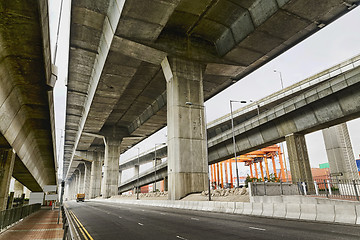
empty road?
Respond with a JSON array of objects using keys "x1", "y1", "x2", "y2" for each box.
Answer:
[{"x1": 65, "y1": 201, "x2": 360, "y2": 240}]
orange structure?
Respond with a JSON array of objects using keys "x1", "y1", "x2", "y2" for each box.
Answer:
[{"x1": 209, "y1": 145, "x2": 286, "y2": 188}]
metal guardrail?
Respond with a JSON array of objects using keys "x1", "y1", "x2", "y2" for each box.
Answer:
[
  {"x1": 250, "y1": 178, "x2": 360, "y2": 201},
  {"x1": 62, "y1": 206, "x2": 81, "y2": 240},
  {"x1": 0, "y1": 203, "x2": 41, "y2": 232}
]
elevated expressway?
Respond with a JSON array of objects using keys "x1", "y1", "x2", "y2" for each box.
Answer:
[
  {"x1": 64, "y1": 0, "x2": 360, "y2": 199},
  {"x1": 0, "y1": 0, "x2": 57, "y2": 209},
  {"x1": 118, "y1": 55, "x2": 360, "y2": 193}
]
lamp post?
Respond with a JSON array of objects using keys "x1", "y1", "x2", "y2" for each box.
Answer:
[
  {"x1": 136, "y1": 147, "x2": 140, "y2": 200},
  {"x1": 230, "y1": 100, "x2": 247, "y2": 188},
  {"x1": 185, "y1": 102, "x2": 211, "y2": 201},
  {"x1": 154, "y1": 143, "x2": 166, "y2": 192},
  {"x1": 273, "y1": 70, "x2": 284, "y2": 89}
]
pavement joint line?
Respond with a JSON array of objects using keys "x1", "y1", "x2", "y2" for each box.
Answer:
[
  {"x1": 191, "y1": 218, "x2": 199, "y2": 221},
  {"x1": 70, "y1": 210, "x2": 94, "y2": 240},
  {"x1": 176, "y1": 235, "x2": 188, "y2": 240},
  {"x1": 138, "y1": 223, "x2": 144, "y2": 226},
  {"x1": 249, "y1": 227, "x2": 266, "y2": 231},
  {"x1": 7, "y1": 228, "x2": 63, "y2": 232}
]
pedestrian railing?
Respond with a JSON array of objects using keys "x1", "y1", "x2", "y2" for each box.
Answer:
[
  {"x1": 250, "y1": 178, "x2": 360, "y2": 201},
  {"x1": 0, "y1": 203, "x2": 41, "y2": 232}
]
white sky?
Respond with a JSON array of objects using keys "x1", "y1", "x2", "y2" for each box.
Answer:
[{"x1": 49, "y1": 1, "x2": 360, "y2": 181}]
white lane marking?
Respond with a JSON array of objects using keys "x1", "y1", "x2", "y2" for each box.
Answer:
[
  {"x1": 249, "y1": 227, "x2": 266, "y2": 231},
  {"x1": 190, "y1": 218, "x2": 199, "y2": 221},
  {"x1": 106, "y1": 212, "x2": 111, "y2": 214},
  {"x1": 142, "y1": 210, "x2": 145, "y2": 212},
  {"x1": 176, "y1": 236, "x2": 188, "y2": 240},
  {"x1": 118, "y1": 216, "x2": 122, "y2": 218},
  {"x1": 138, "y1": 223, "x2": 144, "y2": 226},
  {"x1": 160, "y1": 213, "x2": 166, "y2": 215}
]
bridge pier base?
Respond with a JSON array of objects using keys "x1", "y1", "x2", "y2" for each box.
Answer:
[
  {"x1": 285, "y1": 133, "x2": 314, "y2": 191},
  {"x1": 102, "y1": 138, "x2": 121, "y2": 198},
  {"x1": 162, "y1": 57, "x2": 208, "y2": 200},
  {"x1": 0, "y1": 148, "x2": 15, "y2": 211}
]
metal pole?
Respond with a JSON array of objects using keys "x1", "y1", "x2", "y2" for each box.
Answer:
[
  {"x1": 137, "y1": 148, "x2": 140, "y2": 200},
  {"x1": 154, "y1": 145, "x2": 157, "y2": 192},
  {"x1": 230, "y1": 101, "x2": 240, "y2": 188}
]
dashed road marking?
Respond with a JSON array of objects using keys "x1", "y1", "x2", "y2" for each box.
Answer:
[
  {"x1": 176, "y1": 235, "x2": 188, "y2": 240},
  {"x1": 190, "y1": 218, "x2": 199, "y2": 221},
  {"x1": 249, "y1": 227, "x2": 266, "y2": 231},
  {"x1": 160, "y1": 213, "x2": 166, "y2": 215},
  {"x1": 138, "y1": 223, "x2": 144, "y2": 226},
  {"x1": 118, "y1": 216, "x2": 122, "y2": 218}
]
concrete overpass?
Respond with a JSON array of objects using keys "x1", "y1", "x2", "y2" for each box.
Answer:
[
  {"x1": 0, "y1": 0, "x2": 57, "y2": 210},
  {"x1": 64, "y1": 0, "x2": 360, "y2": 200},
  {"x1": 116, "y1": 54, "x2": 360, "y2": 193}
]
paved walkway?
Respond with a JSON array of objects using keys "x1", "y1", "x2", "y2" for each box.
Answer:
[{"x1": 0, "y1": 207, "x2": 64, "y2": 240}]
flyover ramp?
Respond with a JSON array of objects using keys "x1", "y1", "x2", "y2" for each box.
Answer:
[{"x1": 0, "y1": 0, "x2": 57, "y2": 193}]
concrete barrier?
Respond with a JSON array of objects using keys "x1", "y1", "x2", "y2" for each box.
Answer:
[
  {"x1": 356, "y1": 205, "x2": 360, "y2": 225},
  {"x1": 243, "y1": 203, "x2": 253, "y2": 215},
  {"x1": 261, "y1": 203, "x2": 274, "y2": 217},
  {"x1": 234, "y1": 202, "x2": 244, "y2": 214},
  {"x1": 316, "y1": 204, "x2": 335, "y2": 222},
  {"x1": 334, "y1": 204, "x2": 357, "y2": 224},
  {"x1": 286, "y1": 203, "x2": 300, "y2": 219},
  {"x1": 213, "y1": 202, "x2": 222, "y2": 212},
  {"x1": 273, "y1": 203, "x2": 286, "y2": 218},
  {"x1": 299, "y1": 204, "x2": 316, "y2": 221},
  {"x1": 201, "y1": 202, "x2": 210, "y2": 211},
  {"x1": 252, "y1": 202, "x2": 263, "y2": 216}
]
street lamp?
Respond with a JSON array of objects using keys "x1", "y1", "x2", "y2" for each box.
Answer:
[
  {"x1": 136, "y1": 147, "x2": 140, "y2": 200},
  {"x1": 230, "y1": 100, "x2": 248, "y2": 188},
  {"x1": 273, "y1": 70, "x2": 284, "y2": 89},
  {"x1": 154, "y1": 143, "x2": 166, "y2": 192},
  {"x1": 185, "y1": 101, "x2": 211, "y2": 201}
]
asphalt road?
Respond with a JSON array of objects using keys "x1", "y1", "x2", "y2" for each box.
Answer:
[{"x1": 65, "y1": 201, "x2": 360, "y2": 240}]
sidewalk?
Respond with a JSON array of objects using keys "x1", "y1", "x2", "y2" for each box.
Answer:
[{"x1": 0, "y1": 207, "x2": 64, "y2": 240}]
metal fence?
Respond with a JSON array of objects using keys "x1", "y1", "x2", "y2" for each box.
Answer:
[
  {"x1": 0, "y1": 203, "x2": 41, "y2": 231},
  {"x1": 250, "y1": 178, "x2": 360, "y2": 201}
]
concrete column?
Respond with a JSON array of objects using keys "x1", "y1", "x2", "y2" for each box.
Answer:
[
  {"x1": 90, "y1": 152, "x2": 103, "y2": 199},
  {"x1": 74, "y1": 170, "x2": 79, "y2": 195},
  {"x1": 78, "y1": 164, "x2": 85, "y2": 193},
  {"x1": 161, "y1": 57, "x2": 208, "y2": 200},
  {"x1": 84, "y1": 162, "x2": 91, "y2": 199},
  {"x1": 24, "y1": 187, "x2": 30, "y2": 199},
  {"x1": 322, "y1": 123, "x2": 359, "y2": 180},
  {"x1": 0, "y1": 148, "x2": 16, "y2": 211},
  {"x1": 7, "y1": 192, "x2": 14, "y2": 209},
  {"x1": 102, "y1": 137, "x2": 121, "y2": 198},
  {"x1": 14, "y1": 180, "x2": 24, "y2": 198},
  {"x1": 285, "y1": 133, "x2": 314, "y2": 186}
]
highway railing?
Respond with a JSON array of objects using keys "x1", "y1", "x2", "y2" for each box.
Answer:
[
  {"x1": 62, "y1": 206, "x2": 81, "y2": 240},
  {"x1": 250, "y1": 178, "x2": 360, "y2": 201},
  {"x1": 0, "y1": 203, "x2": 41, "y2": 232}
]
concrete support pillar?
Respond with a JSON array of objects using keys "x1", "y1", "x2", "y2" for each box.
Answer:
[
  {"x1": 0, "y1": 148, "x2": 15, "y2": 211},
  {"x1": 322, "y1": 123, "x2": 359, "y2": 180},
  {"x1": 24, "y1": 187, "x2": 30, "y2": 199},
  {"x1": 161, "y1": 57, "x2": 208, "y2": 200},
  {"x1": 90, "y1": 152, "x2": 103, "y2": 199},
  {"x1": 84, "y1": 162, "x2": 91, "y2": 199},
  {"x1": 7, "y1": 192, "x2": 14, "y2": 209},
  {"x1": 78, "y1": 164, "x2": 85, "y2": 193},
  {"x1": 14, "y1": 180, "x2": 24, "y2": 198},
  {"x1": 285, "y1": 134, "x2": 314, "y2": 186},
  {"x1": 74, "y1": 170, "x2": 80, "y2": 195},
  {"x1": 102, "y1": 137, "x2": 121, "y2": 198}
]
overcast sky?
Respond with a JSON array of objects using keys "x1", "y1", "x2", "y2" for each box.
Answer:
[{"x1": 49, "y1": 2, "x2": 360, "y2": 181}]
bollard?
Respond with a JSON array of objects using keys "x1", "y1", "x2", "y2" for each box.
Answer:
[
  {"x1": 324, "y1": 180, "x2": 328, "y2": 198},
  {"x1": 314, "y1": 181, "x2": 319, "y2": 195},
  {"x1": 353, "y1": 180, "x2": 359, "y2": 201},
  {"x1": 327, "y1": 180, "x2": 332, "y2": 196},
  {"x1": 302, "y1": 182, "x2": 307, "y2": 195}
]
